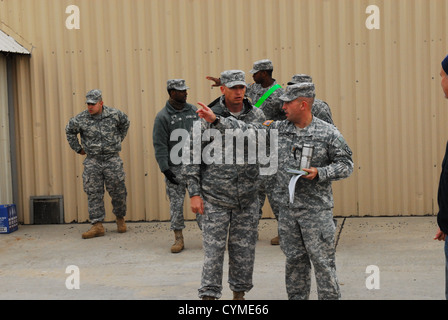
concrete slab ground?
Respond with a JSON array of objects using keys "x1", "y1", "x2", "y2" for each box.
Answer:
[{"x1": 0, "y1": 216, "x2": 445, "y2": 300}]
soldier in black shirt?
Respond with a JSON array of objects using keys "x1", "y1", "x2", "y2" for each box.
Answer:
[{"x1": 434, "y1": 55, "x2": 448, "y2": 300}]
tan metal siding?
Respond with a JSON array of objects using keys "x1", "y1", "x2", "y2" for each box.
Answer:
[{"x1": 1, "y1": 0, "x2": 448, "y2": 223}]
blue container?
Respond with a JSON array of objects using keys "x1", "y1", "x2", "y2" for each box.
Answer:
[{"x1": 0, "y1": 204, "x2": 18, "y2": 234}]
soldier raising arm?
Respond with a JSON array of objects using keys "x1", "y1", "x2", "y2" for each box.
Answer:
[
  {"x1": 184, "y1": 70, "x2": 265, "y2": 301},
  {"x1": 197, "y1": 82, "x2": 353, "y2": 300}
]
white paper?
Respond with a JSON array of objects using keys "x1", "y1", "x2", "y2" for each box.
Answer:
[{"x1": 286, "y1": 168, "x2": 307, "y2": 204}]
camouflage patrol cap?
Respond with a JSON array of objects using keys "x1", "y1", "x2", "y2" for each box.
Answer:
[
  {"x1": 288, "y1": 74, "x2": 313, "y2": 85},
  {"x1": 86, "y1": 89, "x2": 102, "y2": 104},
  {"x1": 220, "y1": 70, "x2": 247, "y2": 88},
  {"x1": 279, "y1": 83, "x2": 315, "y2": 102},
  {"x1": 249, "y1": 59, "x2": 274, "y2": 74},
  {"x1": 167, "y1": 79, "x2": 189, "y2": 91}
]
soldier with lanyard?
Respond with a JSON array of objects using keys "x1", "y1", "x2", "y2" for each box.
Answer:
[
  {"x1": 247, "y1": 59, "x2": 285, "y2": 121},
  {"x1": 248, "y1": 60, "x2": 285, "y2": 246},
  {"x1": 196, "y1": 82, "x2": 354, "y2": 300}
]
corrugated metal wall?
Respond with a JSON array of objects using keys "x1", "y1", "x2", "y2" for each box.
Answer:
[
  {"x1": 1, "y1": 0, "x2": 448, "y2": 223},
  {"x1": 0, "y1": 53, "x2": 13, "y2": 204}
]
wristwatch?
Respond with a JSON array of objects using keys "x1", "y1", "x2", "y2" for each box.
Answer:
[{"x1": 212, "y1": 116, "x2": 221, "y2": 126}]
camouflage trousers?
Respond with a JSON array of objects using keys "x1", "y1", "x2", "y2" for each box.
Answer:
[
  {"x1": 278, "y1": 207, "x2": 340, "y2": 300},
  {"x1": 82, "y1": 155, "x2": 127, "y2": 224},
  {"x1": 165, "y1": 166, "x2": 201, "y2": 231},
  {"x1": 198, "y1": 199, "x2": 259, "y2": 299},
  {"x1": 258, "y1": 174, "x2": 281, "y2": 220}
]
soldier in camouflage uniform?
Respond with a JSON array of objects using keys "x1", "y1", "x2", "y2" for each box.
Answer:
[
  {"x1": 248, "y1": 59, "x2": 285, "y2": 246},
  {"x1": 247, "y1": 59, "x2": 285, "y2": 121},
  {"x1": 65, "y1": 89, "x2": 130, "y2": 239},
  {"x1": 196, "y1": 82, "x2": 354, "y2": 300},
  {"x1": 206, "y1": 59, "x2": 285, "y2": 120},
  {"x1": 264, "y1": 73, "x2": 336, "y2": 246},
  {"x1": 184, "y1": 70, "x2": 265, "y2": 300},
  {"x1": 288, "y1": 74, "x2": 334, "y2": 125},
  {"x1": 153, "y1": 79, "x2": 200, "y2": 253},
  {"x1": 207, "y1": 59, "x2": 285, "y2": 246}
]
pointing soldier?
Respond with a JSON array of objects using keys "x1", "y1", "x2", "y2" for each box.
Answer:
[
  {"x1": 65, "y1": 89, "x2": 130, "y2": 239},
  {"x1": 153, "y1": 79, "x2": 200, "y2": 253},
  {"x1": 184, "y1": 70, "x2": 265, "y2": 300},
  {"x1": 196, "y1": 82, "x2": 354, "y2": 300},
  {"x1": 207, "y1": 59, "x2": 285, "y2": 246},
  {"x1": 207, "y1": 59, "x2": 284, "y2": 120}
]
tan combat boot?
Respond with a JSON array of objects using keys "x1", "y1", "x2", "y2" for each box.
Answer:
[
  {"x1": 116, "y1": 217, "x2": 127, "y2": 233},
  {"x1": 270, "y1": 235, "x2": 280, "y2": 246},
  {"x1": 233, "y1": 291, "x2": 245, "y2": 300},
  {"x1": 171, "y1": 230, "x2": 184, "y2": 253},
  {"x1": 82, "y1": 222, "x2": 105, "y2": 239}
]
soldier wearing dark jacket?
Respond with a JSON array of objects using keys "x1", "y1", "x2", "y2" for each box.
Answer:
[
  {"x1": 153, "y1": 79, "x2": 199, "y2": 253},
  {"x1": 66, "y1": 89, "x2": 130, "y2": 239},
  {"x1": 434, "y1": 54, "x2": 448, "y2": 300}
]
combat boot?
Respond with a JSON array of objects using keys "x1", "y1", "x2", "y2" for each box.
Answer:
[
  {"x1": 116, "y1": 217, "x2": 127, "y2": 233},
  {"x1": 82, "y1": 222, "x2": 105, "y2": 239},
  {"x1": 233, "y1": 291, "x2": 245, "y2": 300},
  {"x1": 201, "y1": 296, "x2": 216, "y2": 300},
  {"x1": 270, "y1": 235, "x2": 280, "y2": 245},
  {"x1": 171, "y1": 230, "x2": 184, "y2": 253}
]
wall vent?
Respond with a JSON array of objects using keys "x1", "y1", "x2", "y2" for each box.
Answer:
[{"x1": 30, "y1": 195, "x2": 64, "y2": 224}]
